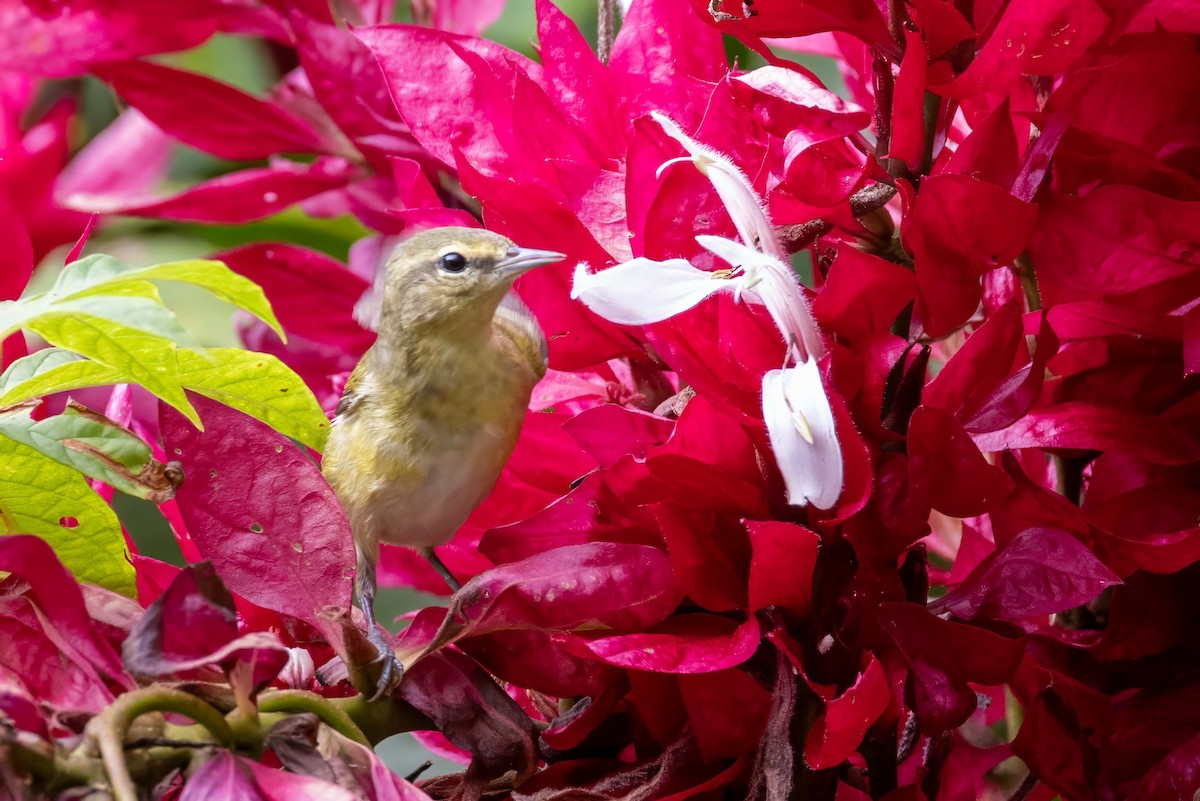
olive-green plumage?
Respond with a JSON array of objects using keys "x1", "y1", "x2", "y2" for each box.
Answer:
[{"x1": 321, "y1": 226, "x2": 562, "y2": 697}]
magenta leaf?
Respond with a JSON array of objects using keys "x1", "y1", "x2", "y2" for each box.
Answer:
[
  {"x1": 290, "y1": 15, "x2": 419, "y2": 160},
  {"x1": 216, "y1": 243, "x2": 371, "y2": 349},
  {"x1": 181, "y1": 749, "x2": 361, "y2": 801},
  {"x1": 429, "y1": 0, "x2": 506, "y2": 35},
  {"x1": 535, "y1": 0, "x2": 625, "y2": 158},
  {"x1": 888, "y1": 30, "x2": 927, "y2": 173},
  {"x1": 922, "y1": 301, "x2": 1026, "y2": 417},
  {"x1": 658, "y1": 506, "x2": 748, "y2": 613},
  {"x1": 477, "y1": 473, "x2": 654, "y2": 565},
  {"x1": 732, "y1": 64, "x2": 870, "y2": 144},
  {"x1": 561, "y1": 404, "x2": 674, "y2": 469},
  {"x1": 95, "y1": 60, "x2": 335, "y2": 160},
  {"x1": 688, "y1": 0, "x2": 891, "y2": 47},
  {"x1": 423, "y1": 542, "x2": 683, "y2": 656},
  {"x1": 944, "y1": 99, "x2": 1021, "y2": 189},
  {"x1": 803, "y1": 655, "x2": 890, "y2": 770},
  {"x1": 935, "y1": 528, "x2": 1121, "y2": 622},
  {"x1": 811, "y1": 243, "x2": 916, "y2": 343},
  {"x1": 357, "y1": 24, "x2": 542, "y2": 171},
  {"x1": 401, "y1": 648, "x2": 539, "y2": 784},
  {"x1": 73, "y1": 159, "x2": 358, "y2": 223},
  {"x1": 1010, "y1": 687, "x2": 1097, "y2": 801},
  {"x1": 906, "y1": 174, "x2": 1037, "y2": 337},
  {"x1": 907, "y1": 405, "x2": 1013, "y2": 518},
  {"x1": 0, "y1": 675, "x2": 47, "y2": 737},
  {"x1": 0, "y1": 596, "x2": 114, "y2": 718},
  {"x1": 0, "y1": 184, "x2": 34, "y2": 303},
  {"x1": 160, "y1": 395, "x2": 355, "y2": 630},
  {"x1": 1031, "y1": 185, "x2": 1200, "y2": 309},
  {"x1": 935, "y1": 0, "x2": 1109, "y2": 98},
  {"x1": 0, "y1": 535, "x2": 130, "y2": 690},
  {"x1": 908, "y1": 0, "x2": 976, "y2": 58},
  {"x1": 972, "y1": 402, "x2": 1200, "y2": 465},
  {"x1": 958, "y1": 313, "x2": 1058, "y2": 434},
  {"x1": 879, "y1": 602, "x2": 1025, "y2": 733},
  {"x1": 461, "y1": 628, "x2": 621, "y2": 699},
  {"x1": 679, "y1": 668, "x2": 773, "y2": 761},
  {"x1": 747, "y1": 520, "x2": 818, "y2": 615},
  {"x1": 177, "y1": 751, "x2": 265, "y2": 801},
  {"x1": 578, "y1": 614, "x2": 760, "y2": 673},
  {"x1": 609, "y1": 0, "x2": 726, "y2": 123},
  {"x1": 0, "y1": 3, "x2": 220, "y2": 77},
  {"x1": 123, "y1": 563, "x2": 288, "y2": 694}
]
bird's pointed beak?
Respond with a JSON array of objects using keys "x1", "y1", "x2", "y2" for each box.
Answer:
[{"x1": 496, "y1": 247, "x2": 566, "y2": 279}]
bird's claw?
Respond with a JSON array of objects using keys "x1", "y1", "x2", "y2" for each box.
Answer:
[{"x1": 365, "y1": 625, "x2": 403, "y2": 702}]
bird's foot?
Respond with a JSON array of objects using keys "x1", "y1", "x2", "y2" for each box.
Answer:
[{"x1": 365, "y1": 624, "x2": 403, "y2": 701}]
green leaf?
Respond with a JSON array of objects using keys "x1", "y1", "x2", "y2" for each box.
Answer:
[
  {"x1": 0, "y1": 435, "x2": 135, "y2": 596},
  {"x1": 50, "y1": 255, "x2": 283, "y2": 339},
  {"x1": 135, "y1": 260, "x2": 284, "y2": 340},
  {"x1": 0, "y1": 349, "x2": 123, "y2": 406},
  {"x1": 177, "y1": 348, "x2": 331, "y2": 452},
  {"x1": 0, "y1": 403, "x2": 178, "y2": 502},
  {"x1": 3, "y1": 292, "x2": 201, "y2": 351},
  {"x1": 5, "y1": 255, "x2": 283, "y2": 344},
  {"x1": 26, "y1": 312, "x2": 200, "y2": 426}
]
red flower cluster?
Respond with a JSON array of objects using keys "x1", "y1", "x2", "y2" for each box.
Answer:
[{"x1": 2, "y1": 0, "x2": 1199, "y2": 799}]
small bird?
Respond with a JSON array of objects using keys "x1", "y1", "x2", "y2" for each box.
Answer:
[{"x1": 322, "y1": 227, "x2": 563, "y2": 698}]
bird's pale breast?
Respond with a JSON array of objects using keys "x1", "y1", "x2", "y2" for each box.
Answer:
[{"x1": 323, "y1": 313, "x2": 543, "y2": 550}]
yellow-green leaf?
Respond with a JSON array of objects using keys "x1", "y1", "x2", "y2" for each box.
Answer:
[
  {"x1": 0, "y1": 403, "x2": 177, "y2": 502},
  {"x1": 26, "y1": 312, "x2": 199, "y2": 427},
  {"x1": 136, "y1": 260, "x2": 284, "y2": 340},
  {"x1": 178, "y1": 348, "x2": 330, "y2": 451},
  {"x1": 28, "y1": 254, "x2": 282, "y2": 340},
  {"x1": 0, "y1": 349, "x2": 124, "y2": 406},
  {"x1": 0, "y1": 435, "x2": 135, "y2": 596}
]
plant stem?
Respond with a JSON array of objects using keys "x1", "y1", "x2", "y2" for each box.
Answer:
[
  {"x1": 258, "y1": 690, "x2": 371, "y2": 746},
  {"x1": 1014, "y1": 253, "x2": 1042, "y2": 312},
  {"x1": 327, "y1": 692, "x2": 434, "y2": 745},
  {"x1": 84, "y1": 687, "x2": 233, "y2": 801}
]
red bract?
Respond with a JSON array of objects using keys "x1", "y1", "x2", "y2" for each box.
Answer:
[
  {"x1": 934, "y1": 527, "x2": 1121, "y2": 622},
  {"x1": 159, "y1": 395, "x2": 354, "y2": 634},
  {"x1": 0, "y1": 1, "x2": 222, "y2": 76},
  {"x1": 81, "y1": 158, "x2": 361, "y2": 223},
  {"x1": 96, "y1": 60, "x2": 340, "y2": 161},
  {"x1": 122, "y1": 563, "x2": 289, "y2": 695}
]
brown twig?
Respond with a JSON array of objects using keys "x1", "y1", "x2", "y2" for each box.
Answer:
[{"x1": 598, "y1": 0, "x2": 616, "y2": 64}]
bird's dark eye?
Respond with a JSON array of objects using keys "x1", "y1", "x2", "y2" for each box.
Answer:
[{"x1": 438, "y1": 252, "x2": 468, "y2": 273}]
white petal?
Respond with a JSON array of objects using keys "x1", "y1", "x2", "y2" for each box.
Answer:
[
  {"x1": 695, "y1": 234, "x2": 768, "y2": 272},
  {"x1": 572, "y1": 259, "x2": 732, "y2": 325},
  {"x1": 697, "y1": 235, "x2": 825, "y2": 361},
  {"x1": 758, "y1": 265, "x2": 826, "y2": 362},
  {"x1": 762, "y1": 362, "x2": 843, "y2": 509},
  {"x1": 650, "y1": 112, "x2": 781, "y2": 257}
]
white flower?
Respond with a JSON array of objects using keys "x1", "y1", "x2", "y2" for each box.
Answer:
[
  {"x1": 694, "y1": 235, "x2": 824, "y2": 363},
  {"x1": 572, "y1": 113, "x2": 845, "y2": 509},
  {"x1": 762, "y1": 361, "x2": 842, "y2": 508},
  {"x1": 650, "y1": 111, "x2": 780, "y2": 259},
  {"x1": 279, "y1": 647, "x2": 315, "y2": 689}
]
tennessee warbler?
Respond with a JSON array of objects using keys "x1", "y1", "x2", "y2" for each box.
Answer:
[{"x1": 322, "y1": 227, "x2": 563, "y2": 698}]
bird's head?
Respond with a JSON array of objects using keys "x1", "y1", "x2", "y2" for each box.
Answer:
[{"x1": 375, "y1": 227, "x2": 564, "y2": 339}]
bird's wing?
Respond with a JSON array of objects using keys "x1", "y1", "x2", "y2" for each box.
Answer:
[
  {"x1": 334, "y1": 360, "x2": 367, "y2": 421},
  {"x1": 495, "y1": 292, "x2": 548, "y2": 376}
]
